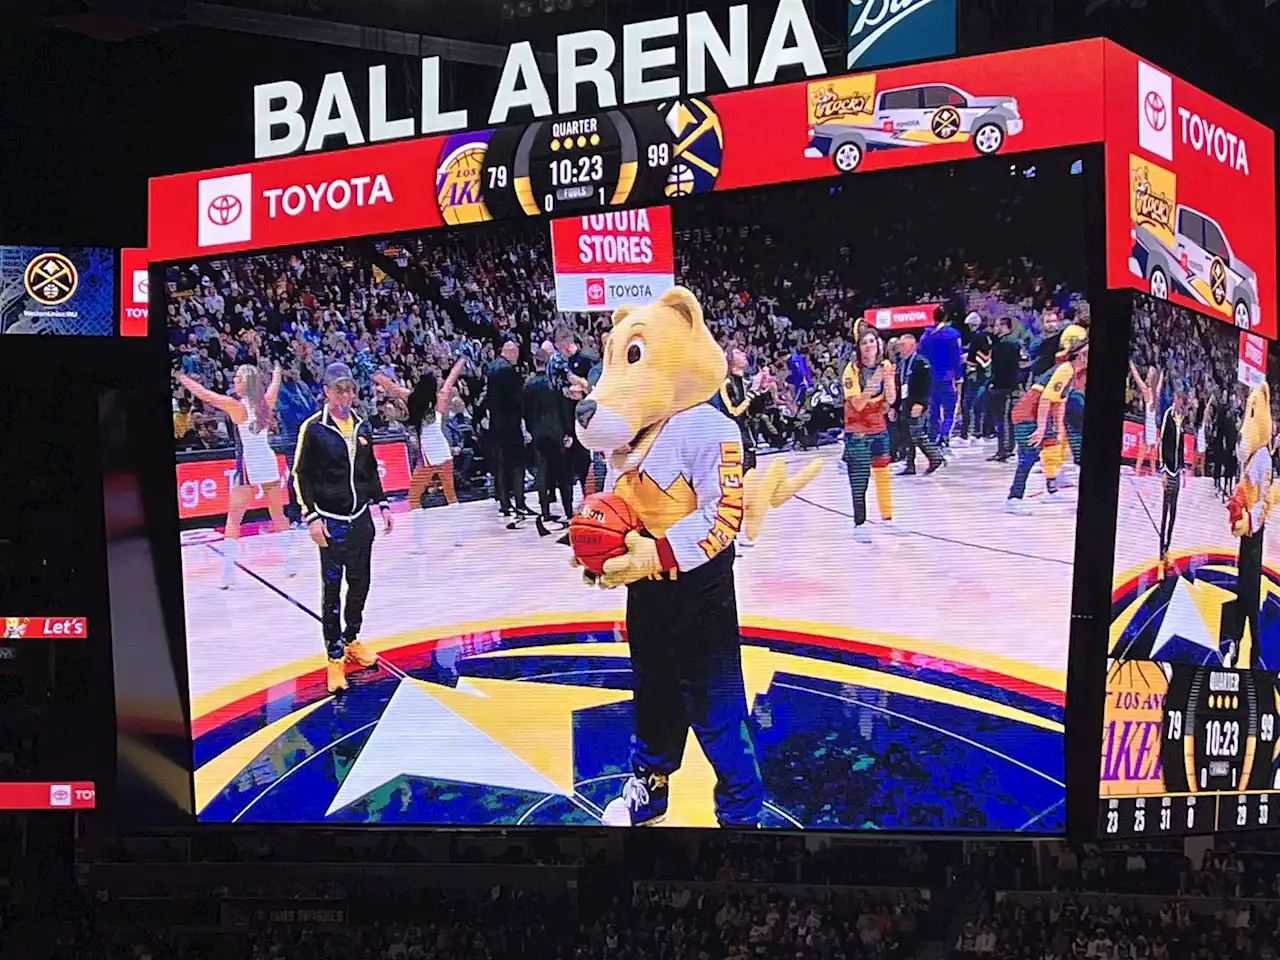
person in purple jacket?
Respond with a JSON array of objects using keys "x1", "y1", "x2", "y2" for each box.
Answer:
[{"x1": 918, "y1": 306, "x2": 962, "y2": 447}]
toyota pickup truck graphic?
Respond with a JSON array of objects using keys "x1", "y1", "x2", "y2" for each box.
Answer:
[
  {"x1": 1130, "y1": 201, "x2": 1260, "y2": 330},
  {"x1": 804, "y1": 82, "x2": 1024, "y2": 173}
]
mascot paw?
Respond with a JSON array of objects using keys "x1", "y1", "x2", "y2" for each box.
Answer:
[
  {"x1": 742, "y1": 458, "x2": 824, "y2": 541},
  {"x1": 599, "y1": 530, "x2": 665, "y2": 589},
  {"x1": 1232, "y1": 518, "x2": 1251, "y2": 538}
]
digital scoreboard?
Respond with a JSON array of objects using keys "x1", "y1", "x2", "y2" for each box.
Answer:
[{"x1": 1100, "y1": 662, "x2": 1280, "y2": 837}]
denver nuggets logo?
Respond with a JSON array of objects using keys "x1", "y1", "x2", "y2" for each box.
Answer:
[
  {"x1": 3, "y1": 618, "x2": 28, "y2": 638},
  {"x1": 1209, "y1": 258, "x2": 1229, "y2": 306},
  {"x1": 24, "y1": 253, "x2": 78, "y2": 306},
  {"x1": 436, "y1": 132, "x2": 493, "y2": 225},
  {"x1": 1110, "y1": 552, "x2": 1280, "y2": 669},
  {"x1": 658, "y1": 99, "x2": 723, "y2": 198},
  {"x1": 191, "y1": 622, "x2": 1066, "y2": 830},
  {"x1": 930, "y1": 107, "x2": 962, "y2": 140}
]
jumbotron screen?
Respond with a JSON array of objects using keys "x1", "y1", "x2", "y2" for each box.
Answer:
[
  {"x1": 166, "y1": 148, "x2": 1093, "y2": 828},
  {"x1": 1101, "y1": 293, "x2": 1280, "y2": 837}
]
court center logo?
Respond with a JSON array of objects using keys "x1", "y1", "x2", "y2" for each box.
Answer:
[
  {"x1": 197, "y1": 173, "x2": 254, "y2": 247},
  {"x1": 23, "y1": 253, "x2": 78, "y2": 306}
]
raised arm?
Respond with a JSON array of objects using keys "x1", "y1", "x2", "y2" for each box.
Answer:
[
  {"x1": 175, "y1": 372, "x2": 246, "y2": 422},
  {"x1": 264, "y1": 363, "x2": 283, "y2": 408},
  {"x1": 373, "y1": 371, "x2": 412, "y2": 401},
  {"x1": 436, "y1": 358, "x2": 466, "y2": 415}
]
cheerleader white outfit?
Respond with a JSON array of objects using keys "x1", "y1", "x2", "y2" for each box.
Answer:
[
  {"x1": 1144, "y1": 402, "x2": 1157, "y2": 447},
  {"x1": 418, "y1": 411, "x2": 452, "y2": 468},
  {"x1": 234, "y1": 400, "x2": 280, "y2": 486}
]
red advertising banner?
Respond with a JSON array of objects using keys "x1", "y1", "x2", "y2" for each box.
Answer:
[
  {"x1": 148, "y1": 138, "x2": 446, "y2": 260},
  {"x1": 0, "y1": 781, "x2": 96, "y2": 810},
  {"x1": 146, "y1": 40, "x2": 1272, "y2": 341},
  {"x1": 1239, "y1": 330, "x2": 1268, "y2": 387},
  {"x1": 176, "y1": 442, "x2": 412, "y2": 521},
  {"x1": 1, "y1": 617, "x2": 88, "y2": 639},
  {"x1": 1104, "y1": 44, "x2": 1277, "y2": 338},
  {"x1": 863, "y1": 303, "x2": 943, "y2": 331},
  {"x1": 119, "y1": 247, "x2": 149, "y2": 337},
  {"x1": 550, "y1": 207, "x2": 675, "y2": 312}
]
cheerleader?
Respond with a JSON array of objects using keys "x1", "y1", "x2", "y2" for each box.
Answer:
[
  {"x1": 842, "y1": 322, "x2": 898, "y2": 543},
  {"x1": 176, "y1": 363, "x2": 292, "y2": 588},
  {"x1": 375, "y1": 357, "x2": 466, "y2": 552},
  {"x1": 1129, "y1": 361, "x2": 1162, "y2": 477}
]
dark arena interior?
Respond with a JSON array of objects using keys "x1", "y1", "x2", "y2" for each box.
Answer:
[{"x1": 3, "y1": 0, "x2": 1280, "y2": 958}]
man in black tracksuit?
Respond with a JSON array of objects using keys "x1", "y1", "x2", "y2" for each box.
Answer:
[
  {"x1": 1158, "y1": 390, "x2": 1186, "y2": 565},
  {"x1": 896, "y1": 333, "x2": 944, "y2": 475},
  {"x1": 987, "y1": 317, "x2": 1023, "y2": 462},
  {"x1": 292, "y1": 362, "x2": 392, "y2": 694},
  {"x1": 524, "y1": 346, "x2": 576, "y2": 523},
  {"x1": 485, "y1": 340, "x2": 529, "y2": 517}
]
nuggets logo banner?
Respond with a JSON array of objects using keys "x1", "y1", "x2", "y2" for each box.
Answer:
[{"x1": 1, "y1": 246, "x2": 115, "y2": 336}]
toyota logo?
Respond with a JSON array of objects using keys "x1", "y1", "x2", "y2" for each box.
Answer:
[
  {"x1": 1144, "y1": 91, "x2": 1167, "y2": 132},
  {"x1": 207, "y1": 194, "x2": 243, "y2": 226}
]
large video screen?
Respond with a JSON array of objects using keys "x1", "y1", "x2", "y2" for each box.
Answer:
[
  {"x1": 0, "y1": 245, "x2": 115, "y2": 336},
  {"x1": 1102, "y1": 294, "x2": 1280, "y2": 837},
  {"x1": 167, "y1": 150, "x2": 1093, "y2": 828}
]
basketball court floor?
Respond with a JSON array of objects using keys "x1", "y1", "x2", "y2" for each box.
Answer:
[
  {"x1": 181, "y1": 438, "x2": 1077, "y2": 828},
  {"x1": 1111, "y1": 468, "x2": 1280, "y2": 667}
]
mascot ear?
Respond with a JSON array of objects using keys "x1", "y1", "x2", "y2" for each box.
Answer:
[
  {"x1": 611, "y1": 305, "x2": 633, "y2": 327},
  {"x1": 658, "y1": 287, "x2": 703, "y2": 329}
]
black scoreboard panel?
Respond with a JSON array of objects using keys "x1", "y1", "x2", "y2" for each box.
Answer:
[
  {"x1": 1099, "y1": 662, "x2": 1280, "y2": 837},
  {"x1": 480, "y1": 107, "x2": 678, "y2": 219}
]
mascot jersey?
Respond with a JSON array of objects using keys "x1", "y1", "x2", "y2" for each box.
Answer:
[{"x1": 607, "y1": 404, "x2": 745, "y2": 572}]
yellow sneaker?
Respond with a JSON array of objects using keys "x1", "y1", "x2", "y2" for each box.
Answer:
[
  {"x1": 345, "y1": 640, "x2": 377, "y2": 668},
  {"x1": 326, "y1": 657, "x2": 348, "y2": 693}
]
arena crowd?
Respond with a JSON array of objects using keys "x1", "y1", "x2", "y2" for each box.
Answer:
[{"x1": 166, "y1": 164, "x2": 1090, "y2": 511}]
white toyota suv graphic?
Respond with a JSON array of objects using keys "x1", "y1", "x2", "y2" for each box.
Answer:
[
  {"x1": 1130, "y1": 203, "x2": 1261, "y2": 329},
  {"x1": 805, "y1": 83, "x2": 1024, "y2": 173}
]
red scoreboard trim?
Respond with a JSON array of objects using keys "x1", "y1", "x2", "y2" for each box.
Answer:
[
  {"x1": 146, "y1": 39, "x2": 1274, "y2": 337},
  {"x1": 0, "y1": 781, "x2": 96, "y2": 810}
]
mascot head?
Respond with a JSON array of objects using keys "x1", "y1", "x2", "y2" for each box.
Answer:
[
  {"x1": 575, "y1": 286, "x2": 726, "y2": 456},
  {"x1": 1242, "y1": 383, "x2": 1274, "y2": 460}
]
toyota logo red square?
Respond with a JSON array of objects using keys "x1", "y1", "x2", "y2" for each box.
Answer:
[{"x1": 585, "y1": 277, "x2": 606, "y2": 306}]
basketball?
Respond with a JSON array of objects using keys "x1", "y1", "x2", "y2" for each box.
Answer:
[{"x1": 570, "y1": 493, "x2": 639, "y2": 575}]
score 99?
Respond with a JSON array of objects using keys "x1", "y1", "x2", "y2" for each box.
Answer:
[{"x1": 647, "y1": 143, "x2": 670, "y2": 168}]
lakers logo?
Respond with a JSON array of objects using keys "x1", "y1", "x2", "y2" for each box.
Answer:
[
  {"x1": 659, "y1": 99, "x2": 723, "y2": 198},
  {"x1": 24, "y1": 253, "x2": 78, "y2": 306},
  {"x1": 1209, "y1": 258, "x2": 1229, "y2": 306},
  {"x1": 436, "y1": 133, "x2": 493, "y2": 225},
  {"x1": 931, "y1": 107, "x2": 962, "y2": 140}
]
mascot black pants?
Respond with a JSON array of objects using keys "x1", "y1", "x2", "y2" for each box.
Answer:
[
  {"x1": 318, "y1": 511, "x2": 375, "y2": 661},
  {"x1": 625, "y1": 547, "x2": 765, "y2": 826},
  {"x1": 1226, "y1": 525, "x2": 1265, "y2": 668}
]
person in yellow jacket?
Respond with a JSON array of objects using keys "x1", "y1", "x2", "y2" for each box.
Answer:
[{"x1": 842, "y1": 322, "x2": 897, "y2": 543}]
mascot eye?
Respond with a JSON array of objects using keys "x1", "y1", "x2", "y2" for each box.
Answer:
[{"x1": 626, "y1": 337, "x2": 644, "y2": 365}]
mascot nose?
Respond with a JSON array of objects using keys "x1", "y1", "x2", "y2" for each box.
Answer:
[{"x1": 575, "y1": 398, "x2": 597, "y2": 429}]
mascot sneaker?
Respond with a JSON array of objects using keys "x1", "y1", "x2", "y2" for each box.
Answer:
[
  {"x1": 344, "y1": 640, "x2": 377, "y2": 668},
  {"x1": 602, "y1": 773, "x2": 669, "y2": 826},
  {"x1": 326, "y1": 657, "x2": 348, "y2": 693}
]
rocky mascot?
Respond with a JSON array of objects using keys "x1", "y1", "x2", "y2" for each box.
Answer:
[
  {"x1": 1226, "y1": 382, "x2": 1280, "y2": 668},
  {"x1": 572, "y1": 286, "x2": 821, "y2": 827}
]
